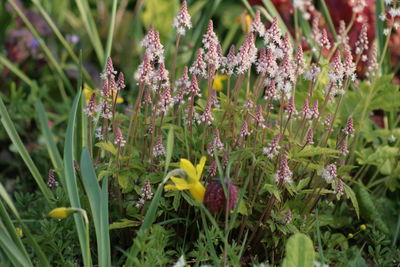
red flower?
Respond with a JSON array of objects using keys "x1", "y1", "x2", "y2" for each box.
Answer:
[{"x1": 204, "y1": 179, "x2": 239, "y2": 214}]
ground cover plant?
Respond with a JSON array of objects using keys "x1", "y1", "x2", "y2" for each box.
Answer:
[{"x1": 0, "y1": 0, "x2": 399, "y2": 266}]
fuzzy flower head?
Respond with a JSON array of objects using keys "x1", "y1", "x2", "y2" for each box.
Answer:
[
  {"x1": 355, "y1": 24, "x2": 369, "y2": 55},
  {"x1": 207, "y1": 129, "x2": 224, "y2": 156},
  {"x1": 202, "y1": 20, "x2": 219, "y2": 50},
  {"x1": 136, "y1": 180, "x2": 153, "y2": 208},
  {"x1": 256, "y1": 104, "x2": 266, "y2": 128},
  {"x1": 322, "y1": 164, "x2": 337, "y2": 182},
  {"x1": 84, "y1": 92, "x2": 98, "y2": 118},
  {"x1": 343, "y1": 117, "x2": 355, "y2": 137},
  {"x1": 47, "y1": 169, "x2": 59, "y2": 188},
  {"x1": 164, "y1": 157, "x2": 206, "y2": 202},
  {"x1": 221, "y1": 45, "x2": 237, "y2": 75},
  {"x1": 173, "y1": 0, "x2": 192, "y2": 35},
  {"x1": 263, "y1": 134, "x2": 281, "y2": 159},
  {"x1": 236, "y1": 33, "x2": 257, "y2": 74},
  {"x1": 274, "y1": 154, "x2": 293, "y2": 183},
  {"x1": 189, "y1": 49, "x2": 207, "y2": 78},
  {"x1": 239, "y1": 120, "x2": 251, "y2": 137},
  {"x1": 264, "y1": 17, "x2": 282, "y2": 46},
  {"x1": 114, "y1": 126, "x2": 126, "y2": 147},
  {"x1": 153, "y1": 137, "x2": 166, "y2": 158},
  {"x1": 251, "y1": 10, "x2": 266, "y2": 37}
]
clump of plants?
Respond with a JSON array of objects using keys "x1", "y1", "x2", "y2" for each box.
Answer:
[{"x1": 0, "y1": 0, "x2": 399, "y2": 266}]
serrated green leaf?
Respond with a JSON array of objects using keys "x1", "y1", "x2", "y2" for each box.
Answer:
[
  {"x1": 118, "y1": 174, "x2": 133, "y2": 193},
  {"x1": 296, "y1": 177, "x2": 310, "y2": 191},
  {"x1": 293, "y1": 147, "x2": 340, "y2": 158},
  {"x1": 96, "y1": 141, "x2": 117, "y2": 155},
  {"x1": 343, "y1": 183, "x2": 359, "y2": 219},
  {"x1": 263, "y1": 184, "x2": 281, "y2": 201}
]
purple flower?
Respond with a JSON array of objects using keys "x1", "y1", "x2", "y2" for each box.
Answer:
[
  {"x1": 204, "y1": 179, "x2": 239, "y2": 214},
  {"x1": 322, "y1": 164, "x2": 337, "y2": 182},
  {"x1": 239, "y1": 120, "x2": 251, "y2": 137},
  {"x1": 274, "y1": 154, "x2": 292, "y2": 183},
  {"x1": 66, "y1": 34, "x2": 80, "y2": 44},
  {"x1": 153, "y1": 137, "x2": 165, "y2": 158},
  {"x1": 207, "y1": 129, "x2": 224, "y2": 156},
  {"x1": 343, "y1": 117, "x2": 355, "y2": 137},
  {"x1": 190, "y1": 49, "x2": 207, "y2": 78},
  {"x1": 251, "y1": 10, "x2": 266, "y2": 37},
  {"x1": 47, "y1": 169, "x2": 59, "y2": 188},
  {"x1": 173, "y1": 0, "x2": 192, "y2": 35},
  {"x1": 263, "y1": 134, "x2": 281, "y2": 159},
  {"x1": 114, "y1": 126, "x2": 126, "y2": 147}
]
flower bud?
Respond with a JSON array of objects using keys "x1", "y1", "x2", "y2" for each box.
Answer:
[
  {"x1": 48, "y1": 207, "x2": 77, "y2": 219},
  {"x1": 204, "y1": 179, "x2": 239, "y2": 214}
]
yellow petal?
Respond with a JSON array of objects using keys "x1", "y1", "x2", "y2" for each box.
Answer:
[
  {"x1": 83, "y1": 85, "x2": 93, "y2": 104},
  {"x1": 116, "y1": 96, "x2": 124, "y2": 104},
  {"x1": 169, "y1": 177, "x2": 192, "y2": 190},
  {"x1": 48, "y1": 207, "x2": 75, "y2": 219},
  {"x1": 212, "y1": 75, "x2": 228, "y2": 92},
  {"x1": 180, "y1": 159, "x2": 197, "y2": 180},
  {"x1": 195, "y1": 156, "x2": 206, "y2": 181},
  {"x1": 189, "y1": 182, "x2": 206, "y2": 202},
  {"x1": 213, "y1": 79, "x2": 223, "y2": 91},
  {"x1": 164, "y1": 184, "x2": 178, "y2": 191}
]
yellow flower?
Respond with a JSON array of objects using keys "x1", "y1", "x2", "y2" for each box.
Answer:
[
  {"x1": 15, "y1": 227, "x2": 23, "y2": 238},
  {"x1": 236, "y1": 12, "x2": 252, "y2": 33},
  {"x1": 360, "y1": 224, "x2": 367, "y2": 231},
  {"x1": 83, "y1": 83, "x2": 123, "y2": 104},
  {"x1": 164, "y1": 157, "x2": 206, "y2": 202},
  {"x1": 212, "y1": 74, "x2": 228, "y2": 92},
  {"x1": 48, "y1": 207, "x2": 76, "y2": 219},
  {"x1": 347, "y1": 233, "x2": 354, "y2": 238}
]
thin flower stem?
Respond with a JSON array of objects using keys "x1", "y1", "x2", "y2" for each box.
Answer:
[{"x1": 171, "y1": 34, "x2": 181, "y2": 82}]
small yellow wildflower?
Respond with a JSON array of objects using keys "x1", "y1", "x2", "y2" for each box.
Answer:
[
  {"x1": 15, "y1": 227, "x2": 23, "y2": 238},
  {"x1": 236, "y1": 12, "x2": 252, "y2": 33},
  {"x1": 48, "y1": 207, "x2": 76, "y2": 219},
  {"x1": 212, "y1": 74, "x2": 228, "y2": 92},
  {"x1": 360, "y1": 224, "x2": 367, "y2": 231},
  {"x1": 83, "y1": 83, "x2": 123, "y2": 104},
  {"x1": 164, "y1": 157, "x2": 206, "y2": 202},
  {"x1": 348, "y1": 233, "x2": 354, "y2": 238}
]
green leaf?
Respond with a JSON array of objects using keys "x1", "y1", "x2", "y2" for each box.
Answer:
[
  {"x1": 344, "y1": 183, "x2": 360, "y2": 219},
  {"x1": 164, "y1": 126, "x2": 174, "y2": 175},
  {"x1": 80, "y1": 148, "x2": 111, "y2": 267},
  {"x1": 0, "y1": 96, "x2": 53, "y2": 203},
  {"x1": 238, "y1": 199, "x2": 249, "y2": 216},
  {"x1": 141, "y1": 0, "x2": 178, "y2": 40},
  {"x1": 263, "y1": 184, "x2": 281, "y2": 201},
  {"x1": 296, "y1": 177, "x2": 310, "y2": 191},
  {"x1": 64, "y1": 91, "x2": 91, "y2": 266},
  {"x1": 96, "y1": 141, "x2": 117, "y2": 155},
  {"x1": 35, "y1": 99, "x2": 64, "y2": 186},
  {"x1": 110, "y1": 219, "x2": 141, "y2": 230},
  {"x1": 0, "y1": 184, "x2": 50, "y2": 267},
  {"x1": 282, "y1": 233, "x2": 315, "y2": 267},
  {"x1": 118, "y1": 174, "x2": 133, "y2": 193},
  {"x1": 354, "y1": 184, "x2": 389, "y2": 234},
  {"x1": 293, "y1": 147, "x2": 340, "y2": 158}
]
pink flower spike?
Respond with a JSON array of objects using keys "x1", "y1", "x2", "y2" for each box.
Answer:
[{"x1": 173, "y1": 0, "x2": 192, "y2": 35}]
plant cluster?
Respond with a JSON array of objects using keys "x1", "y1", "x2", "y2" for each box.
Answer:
[{"x1": 0, "y1": 0, "x2": 399, "y2": 266}]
